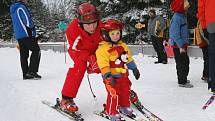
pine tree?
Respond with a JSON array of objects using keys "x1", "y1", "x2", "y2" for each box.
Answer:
[
  {"x1": 0, "y1": 0, "x2": 198, "y2": 42},
  {"x1": 97, "y1": 0, "x2": 164, "y2": 44},
  {"x1": 28, "y1": 0, "x2": 52, "y2": 42},
  {"x1": 0, "y1": 0, "x2": 53, "y2": 41},
  {"x1": 0, "y1": 0, "x2": 13, "y2": 41}
]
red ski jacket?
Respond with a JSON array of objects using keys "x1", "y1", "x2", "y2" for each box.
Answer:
[
  {"x1": 66, "y1": 19, "x2": 102, "y2": 61},
  {"x1": 197, "y1": 0, "x2": 215, "y2": 30}
]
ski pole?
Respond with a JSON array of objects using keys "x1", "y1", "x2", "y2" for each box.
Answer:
[
  {"x1": 139, "y1": 31, "x2": 144, "y2": 57},
  {"x1": 87, "y1": 74, "x2": 97, "y2": 98}
]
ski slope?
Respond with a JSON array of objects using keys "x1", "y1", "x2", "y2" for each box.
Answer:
[{"x1": 0, "y1": 47, "x2": 214, "y2": 121}]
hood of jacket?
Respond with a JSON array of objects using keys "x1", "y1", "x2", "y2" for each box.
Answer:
[{"x1": 10, "y1": 2, "x2": 26, "y2": 14}]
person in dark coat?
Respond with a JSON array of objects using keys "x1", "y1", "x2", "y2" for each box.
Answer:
[
  {"x1": 147, "y1": 9, "x2": 167, "y2": 64},
  {"x1": 10, "y1": 0, "x2": 41, "y2": 80},
  {"x1": 198, "y1": 0, "x2": 215, "y2": 93}
]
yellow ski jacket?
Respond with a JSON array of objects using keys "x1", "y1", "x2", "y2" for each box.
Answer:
[{"x1": 96, "y1": 40, "x2": 136, "y2": 77}]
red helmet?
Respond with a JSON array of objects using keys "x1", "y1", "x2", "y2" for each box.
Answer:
[
  {"x1": 170, "y1": 0, "x2": 184, "y2": 13},
  {"x1": 77, "y1": 2, "x2": 100, "y2": 24},
  {"x1": 102, "y1": 19, "x2": 124, "y2": 32},
  {"x1": 101, "y1": 19, "x2": 124, "y2": 42}
]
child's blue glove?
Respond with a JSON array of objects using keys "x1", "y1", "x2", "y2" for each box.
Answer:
[
  {"x1": 103, "y1": 72, "x2": 116, "y2": 86},
  {"x1": 103, "y1": 72, "x2": 117, "y2": 98}
]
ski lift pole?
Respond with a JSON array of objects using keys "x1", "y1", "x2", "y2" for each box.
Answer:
[
  {"x1": 58, "y1": 21, "x2": 68, "y2": 64},
  {"x1": 135, "y1": 22, "x2": 145, "y2": 57},
  {"x1": 63, "y1": 31, "x2": 67, "y2": 64}
]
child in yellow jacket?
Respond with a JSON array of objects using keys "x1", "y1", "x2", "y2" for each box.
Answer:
[{"x1": 96, "y1": 19, "x2": 140, "y2": 121}]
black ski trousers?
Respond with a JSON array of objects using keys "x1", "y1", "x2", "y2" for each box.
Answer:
[
  {"x1": 173, "y1": 48, "x2": 190, "y2": 84},
  {"x1": 151, "y1": 35, "x2": 167, "y2": 62},
  {"x1": 209, "y1": 33, "x2": 215, "y2": 91},
  {"x1": 202, "y1": 46, "x2": 209, "y2": 78},
  {"x1": 18, "y1": 37, "x2": 41, "y2": 76}
]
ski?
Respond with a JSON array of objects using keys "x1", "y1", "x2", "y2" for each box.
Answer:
[
  {"x1": 94, "y1": 110, "x2": 126, "y2": 121},
  {"x1": 94, "y1": 110, "x2": 147, "y2": 121},
  {"x1": 42, "y1": 98, "x2": 84, "y2": 121},
  {"x1": 120, "y1": 112, "x2": 148, "y2": 121},
  {"x1": 202, "y1": 95, "x2": 215, "y2": 110},
  {"x1": 132, "y1": 101, "x2": 160, "y2": 121},
  {"x1": 140, "y1": 106, "x2": 163, "y2": 121},
  {"x1": 130, "y1": 90, "x2": 163, "y2": 121}
]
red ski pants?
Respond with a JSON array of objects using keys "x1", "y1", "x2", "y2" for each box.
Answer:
[
  {"x1": 61, "y1": 50, "x2": 88, "y2": 98},
  {"x1": 105, "y1": 76, "x2": 131, "y2": 115}
]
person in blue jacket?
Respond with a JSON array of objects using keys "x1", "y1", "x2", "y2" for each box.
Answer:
[
  {"x1": 10, "y1": 0, "x2": 41, "y2": 80},
  {"x1": 170, "y1": 0, "x2": 193, "y2": 88}
]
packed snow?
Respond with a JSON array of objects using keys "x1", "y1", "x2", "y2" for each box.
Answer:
[{"x1": 0, "y1": 47, "x2": 214, "y2": 121}]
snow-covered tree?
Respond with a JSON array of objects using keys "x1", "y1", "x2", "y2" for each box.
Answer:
[
  {"x1": 97, "y1": 0, "x2": 166, "y2": 44},
  {"x1": 0, "y1": 0, "x2": 13, "y2": 41},
  {"x1": 0, "y1": 0, "x2": 198, "y2": 42},
  {"x1": 28, "y1": 0, "x2": 51, "y2": 42}
]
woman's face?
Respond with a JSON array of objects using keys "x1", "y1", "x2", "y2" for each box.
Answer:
[
  {"x1": 109, "y1": 29, "x2": 121, "y2": 42},
  {"x1": 83, "y1": 21, "x2": 98, "y2": 34},
  {"x1": 184, "y1": 0, "x2": 190, "y2": 11},
  {"x1": 149, "y1": 12, "x2": 155, "y2": 18}
]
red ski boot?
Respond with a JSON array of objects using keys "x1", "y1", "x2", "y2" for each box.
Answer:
[{"x1": 60, "y1": 98, "x2": 78, "y2": 113}]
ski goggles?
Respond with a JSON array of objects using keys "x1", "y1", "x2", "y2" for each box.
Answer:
[{"x1": 79, "y1": 11, "x2": 100, "y2": 24}]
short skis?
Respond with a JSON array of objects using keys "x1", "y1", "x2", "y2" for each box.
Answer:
[
  {"x1": 42, "y1": 98, "x2": 84, "y2": 121},
  {"x1": 130, "y1": 90, "x2": 163, "y2": 121},
  {"x1": 93, "y1": 110, "x2": 115, "y2": 121},
  {"x1": 94, "y1": 110, "x2": 147, "y2": 121}
]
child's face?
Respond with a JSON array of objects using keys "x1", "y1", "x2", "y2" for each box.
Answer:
[{"x1": 109, "y1": 29, "x2": 121, "y2": 42}]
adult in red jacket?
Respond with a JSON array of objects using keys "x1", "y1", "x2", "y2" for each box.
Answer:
[
  {"x1": 198, "y1": 0, "x2": 215, "y2": 93},
  {"x1": 60, "y1": 2, "x2": 102, "y2": 113}
]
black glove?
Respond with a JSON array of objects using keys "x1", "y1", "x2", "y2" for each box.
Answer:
[
  {"x1": 26, "y1": 26, "x2": 33, "y2": 37},
  {"x1": 203, "y1": 29, "x2": 209, "y2": 40},
  {"x1": 208, "y1": 81, "x2": 211, "y2": 90},
  {"x1": 133, "y1": 68, "x2": 140, "y2": 80},
  {"x1": 155, "y1": 29, "x2": 161, "y2": 36}
]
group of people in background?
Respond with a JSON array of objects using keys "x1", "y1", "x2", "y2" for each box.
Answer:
[
  {"x1": 146, "y1": 0, "x2": 192, "y2": 88},
  {"x1": 147, "y1": 0, "x2": 214, "y2": 89},
  {"x1": 169, "y1": 0, "x2": 214, "y2": 90},
  {"x1": 10, "y1": 0, "x2": 215, "y2": 121}
]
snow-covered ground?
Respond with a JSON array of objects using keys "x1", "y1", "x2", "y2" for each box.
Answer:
[{"x1": 0, "y1": 47, "x2": 214, "y2": 121}]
